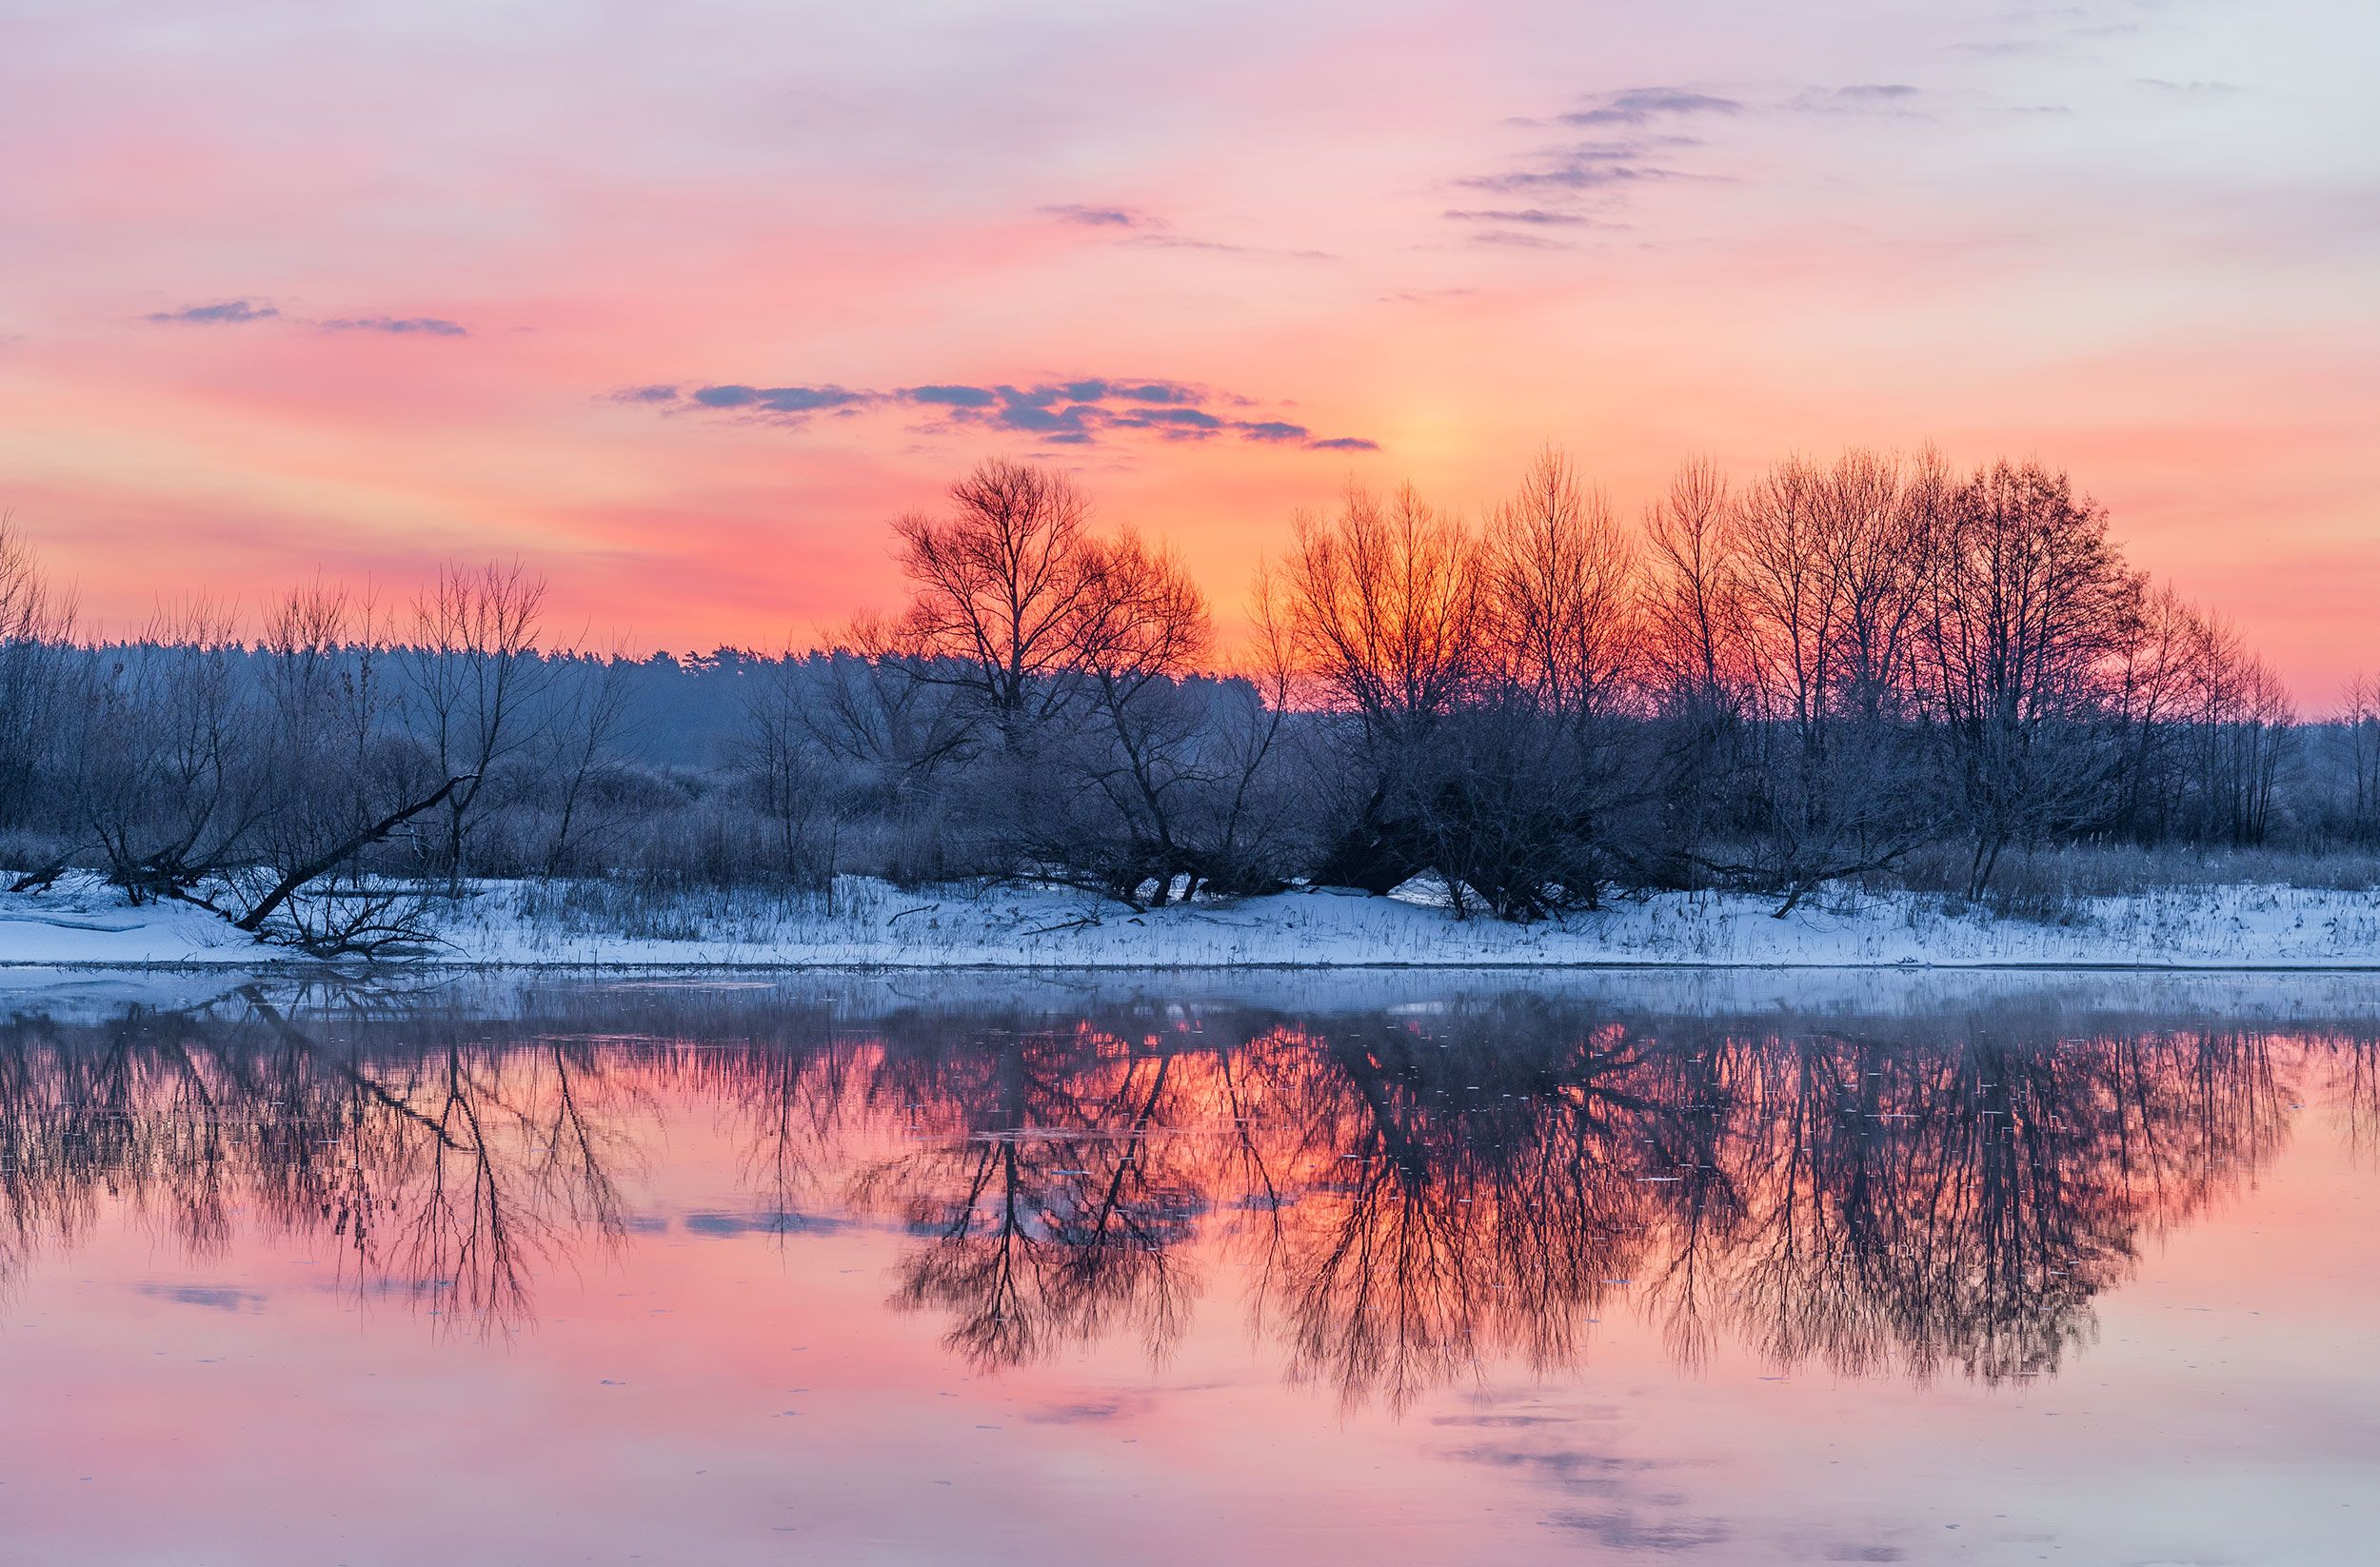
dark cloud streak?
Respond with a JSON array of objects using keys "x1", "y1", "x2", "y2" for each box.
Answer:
[
  {"x1": 319, "y1": 315, "x2": 469, "y2": 336},
  {"x1": 1559, "y1": 86, "x2": 1743, "y2": 127},
  {"x1": 625, "y1": 376, "x2": 1375, "y2": 452},
  {"x1": 1039, "y1": 203, "x2": 1148, "y2": 228},
  {"x1": 1442, "y1": 208, "x2": 1600, "y2": 226},
  {"x1": 142, "y1": 299, "x2": 471, "y2": 336},
  {"x1": 143, "y1": 299, "x2": 279, "y2": 326}
]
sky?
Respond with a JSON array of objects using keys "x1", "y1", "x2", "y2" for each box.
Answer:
[{"x1": 2, "y1": 0, "x2": 2374, "y2": 696}]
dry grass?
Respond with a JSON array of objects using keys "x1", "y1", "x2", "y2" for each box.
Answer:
[{"x1": 1867, "y1": 842, "x2": 2380, "y2": 924}]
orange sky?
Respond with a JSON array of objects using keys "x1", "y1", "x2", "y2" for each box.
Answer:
[{"x1": 2, "y1": 1, "x2": 2374, "y2": 697}]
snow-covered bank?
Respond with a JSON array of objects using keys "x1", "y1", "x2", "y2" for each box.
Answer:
[{"x1": 3, "y1": 872, "x2": 2379, "y2": 970}]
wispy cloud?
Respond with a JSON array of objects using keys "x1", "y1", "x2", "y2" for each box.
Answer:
[
  {"x1": 1455, "y1": 85, "x2": 1760, "y2": 229},
  {"x1": 1454, "y1": 117, "x2": 1712, "y2": 210},
  {"x1": 319, "y1": 314, "x2": 469, "y2": 336},
  {"x1": 1039, "y1": 203, "x2": 1150, "y2": 228},
  {"x1": 1784, "y1": 82, "x2": 1931, "y2": 119},
  {"x1": 1442, "y1": 208, "x2": 1600, "y2": 226},
  {"x1": 142, "y1": 299, "x2": 470, "y2": 336},
  {"x1": 144, "y1": 299, "x2": 279, "y2": 326},
  {"x1": 1121, "y1": 232, "x2": 1339, "y2": 261},
  {"x1": 623, "y1": 375, "x2": 1374, "y2": 451},
  {"x1": 1469, "y1": 228, "x2": 1575, "y2": 249},
  {"x1": 687, "y1": 384, "x2": 875, "y2": 413},
  {"x1": 1456, "y1": 154, "x2": 1691, "y2": 195},
  {"x1": 2135, "y1": 77, "x2": 2243, "y2": 94},
  {"x1": 1039, "y1": 202, "x2": 1334, "y2": 260},
  {"x1": 1558, "y1": 87, "x2": 1743, "y2": 128},
  {"x1": 1954, "y1": 38, "x2": 2059, "y2": 58},
  {"x1": 1378, "y1": 288, "x2": 1479, "y2": 306}
]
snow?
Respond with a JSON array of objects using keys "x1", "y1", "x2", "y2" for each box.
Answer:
[{"x1": 2, "y1": 871, "x2": 2378, "y2": 971}]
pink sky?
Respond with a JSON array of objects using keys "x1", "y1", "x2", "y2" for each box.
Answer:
[{"x1": 2, "y1": 1, "x2": 2374, "y2": 697}]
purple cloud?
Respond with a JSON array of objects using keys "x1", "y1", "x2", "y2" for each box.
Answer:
[
  {"x1": 144, "y1": 299, "x2": 278, "y2": 326},
  {"x1": 320, "y1": 315, "x2": 469, "y2": 336},
  {"x1": 622, "y1": 375, "x2": 1374, "y2": 450}
]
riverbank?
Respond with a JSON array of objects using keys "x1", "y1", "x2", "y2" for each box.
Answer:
[{"x1": 2, "y1": 872, "x2": 2377, "y2": 970}]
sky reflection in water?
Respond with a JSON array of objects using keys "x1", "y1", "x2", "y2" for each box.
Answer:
[{"x1": 0, "y1": 973, "x2": 2372, "y2": 1564}]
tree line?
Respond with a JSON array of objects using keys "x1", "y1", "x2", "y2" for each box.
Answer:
[{"x1": 0, "y1": 446, "x2": 2360, "y2": 951}]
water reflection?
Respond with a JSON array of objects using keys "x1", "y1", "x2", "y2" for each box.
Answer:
[{"x1": 0, "y1": 977, "x2": 2367, "y2": 1408}]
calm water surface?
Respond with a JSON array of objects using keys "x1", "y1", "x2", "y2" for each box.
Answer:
[{"x1": 0, "y1": 971, "x2": 2373, "y2": 1565}]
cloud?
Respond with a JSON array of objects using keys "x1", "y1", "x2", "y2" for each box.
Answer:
[
  {"x1": 1559, "y1": 87, "x2": 1743, "y2": 127},
  {"x1": 1040, "y1": 203, "x2": 1148, "y2": 228},
  {"x1": 1123, "y1": 233, "x2": 1339, "y2": 261},
  {"x1": 1042, "y1": 208, "x2": 1337, "y2": 260},
  {"x1": 143, "y1": 300, "x2": 472, "y2": 336},
  {"x1": 1443, "y1": 208, "x2": 1598, "y2": 226},
  {"x1": 1469, "y1": 229, "x2": 1575, "y2": 249},
  {"x1": 320, "y1": 315, "x2": 469, "y2": 336},
  {"x1": 1785, "y1": 83, "x2": 1930, "y2": 119},
  {"x1": 689, "y1": 384, "x2": 878, "y2": 412},
  {"x1": 1459, "y1": 89, "x2": 1742, "y2": 217},
  {"x1": 1455, "y1": 132, "x2": 1705, "y2": 199},
  {"x1": 1115, "y1": 406, "x2": 1226, "y2": 431},
  {"x1": 1041, "y1": 204, "x2": 1335, "y2": 261},
  {"x1": 144, "y1": 299, "x2": 278, "y2": 326},
  {"x1": 906, "y1": 383, "x2": 1000, "y2": 407},
  {"x1": 2135, "y1": 77, "x2": 2243, "y2": 94},
  {"x1": 625, "y1": 374, "x2": 1376, "y2": 451},
  {"x1": 1457, "y1": 157, "x2": 1686, "y2": 195},
  {"x1": 1068, "y1": 380, "x2": 1200, "y2": 404},
  {"x1": 1545, "y1": 1510, "x2": 1732, "y2": 1552},
  {"x1": 1954, "y1": 38, "x2": 2058, "y2": 58}
]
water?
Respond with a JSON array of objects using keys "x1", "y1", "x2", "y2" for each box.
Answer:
[{"x1": 0, "y1": 969, "x2": 2373, "y2": 1564}]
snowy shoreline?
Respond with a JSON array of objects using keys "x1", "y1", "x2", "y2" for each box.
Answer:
[{"x1": 3, "y1": 873, "x2": 2378, "y2": 972}]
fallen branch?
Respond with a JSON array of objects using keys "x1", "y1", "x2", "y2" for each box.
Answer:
[{"x1": 233, "y1": 774, "x2": 476, "y2": 936}]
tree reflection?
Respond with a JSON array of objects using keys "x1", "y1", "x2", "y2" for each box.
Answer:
[
  {"x1": 845, "y1": 1015, "x2": 1203, "y2": 1369},
  {"x1": 0, "y1": 985, "x2": 657, "y2": 1336},
  {"x1": 0, "y1": 982, "x2": 2341, "y2": 1399}
]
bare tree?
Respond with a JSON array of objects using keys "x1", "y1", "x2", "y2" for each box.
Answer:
[
  {"x1": 231, "y1": 583, "x2": 467, "y2": 951},
  {"x1": 850, "y1": 462, "x2": 1248, "y2": 900},
  {"x1": 1918, "y1": 460, "x2": 2135, "y2": 896},
  {"x1": 737, "y1": 652, "x2": 842, "y2": 890},
  {"x1": 2340, "y1": 674, "x2": 2380, "y2": 843},
  {"x1": 1444, "y1": 448, "x2": 1646, "y2": 914},
  {"x1": 1717, "y1": 449, "x2": 1937, "y2": 911},
  {"x1": 404, "y1": 562, "x2": 549, "y2": 888},
  {"x1": 1484, "y1": 448, "x2": 1637, "y2": 723},
  {"x1": 1281, "y1": 484, "x2": 1483, "y2": 893},
  {"x1": 538, "y1": 649, "x2": 636, "y2": 877},
  {"x1": 1639, "y1": 457, "x2": 1751, "y2": 879},
  {"x1": 1047, "y1": 529, "x2": 1220, "y2": 901},
  {"x1": 73, "y1": 600, "x2": 264, "y2": 903},
  {"x1": 0, "y1": 521, "x2": 75, "y2": 839},
  {"x1": 877, "y1": 460, "x2": 1100, "y2": 750}
]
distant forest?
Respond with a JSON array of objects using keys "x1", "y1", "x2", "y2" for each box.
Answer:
[{"x1": 4, "y1": 448, "x2": 2377, "y2": 952}]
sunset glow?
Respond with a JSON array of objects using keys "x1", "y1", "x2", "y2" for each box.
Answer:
[{"x1": 3, "y1": 2, "x2": 2374, "y2": 693}]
